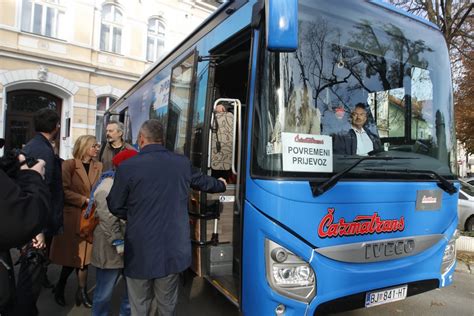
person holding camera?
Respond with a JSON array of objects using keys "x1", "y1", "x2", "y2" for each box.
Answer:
[{"x1": 0, "y1": 139, "x2": 50, "y2": 315}]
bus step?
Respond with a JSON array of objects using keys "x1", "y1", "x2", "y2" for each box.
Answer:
[{"x1": 204, "y1": 275, "x2": 239, "y2": 307}]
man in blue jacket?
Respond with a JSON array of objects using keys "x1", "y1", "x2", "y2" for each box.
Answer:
[{"x1": 107, "y1": 119, "x2": 226, "y2": 316}]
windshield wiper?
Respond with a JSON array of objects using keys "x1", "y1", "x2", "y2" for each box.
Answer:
[
  {"x1": 364, "y1": 168, "x2": 457, "y2": 195},
  {"x1": 310, "y1": 156, "x2": 415, "y2": 197}
]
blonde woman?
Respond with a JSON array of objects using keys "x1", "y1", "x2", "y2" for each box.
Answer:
[{"x1": 50, "y1": 135, "x2": 103, "y2": 308}]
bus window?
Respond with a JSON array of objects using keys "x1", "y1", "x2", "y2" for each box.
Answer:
[
  {"x1": 370, "y1": 87, "x2": 406, "y2": 138},
  {"x1": 369, "y1": 66, "x2": 435, "y2": 153},
  {"x1": 254, "y1": 1, "x2": 455, "y2": 177},
  {"x1": 166, "y1": 51, "x2": 197, "y2": 154},
  {"x1": 121, "y1": 109, "x2": 132, "y2": 144},
  {"x1": 410, "y1": 67, "x2": 434, "y2": 141}
]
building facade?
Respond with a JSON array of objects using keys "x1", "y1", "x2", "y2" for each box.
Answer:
[{"x1": 0, "y1": 0, "x2": 216, "y2": 158}]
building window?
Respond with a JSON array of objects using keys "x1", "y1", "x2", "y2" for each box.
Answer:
[
  {"x1": 100, "y1": 4, "x2": 122, "y2": 54},
  {"x1": 147, "y1": 17, "x2": 165, "y2": 61},
  {"x1": 96, "y1": 96, "x2": 116, "y2": 142},
  {"x1": 21, "y1": 0, "x2": 66, "y2": 39}
]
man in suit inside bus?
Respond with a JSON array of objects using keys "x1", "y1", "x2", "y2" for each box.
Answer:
[
  {"x1": 333, "y1": 103, "x2": 382, "y2": 156},
  {"x1": 107, "y1": 119, "x2": 226, "y2": 316}
]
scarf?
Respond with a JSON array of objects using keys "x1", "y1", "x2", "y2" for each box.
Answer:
[{"x1": 84, "y1": 170, "x2": 115, "y2": 218}]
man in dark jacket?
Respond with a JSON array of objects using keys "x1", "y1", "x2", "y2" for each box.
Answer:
[
  {"x1": 14, "y1": 108, "x2": 64, "y2": 315},
  {"x1": 0, "y1": 146, "x2": 50, "y2": 314},
  {"x1": 107, "y1": 119, "x2": 226, "y2": 316},
  {"x1": 333, "y1": 103, "x2": 382, "y2": 156},
  {"x1": 23, "y1": 108, "x2": 64, "y2": 238}
]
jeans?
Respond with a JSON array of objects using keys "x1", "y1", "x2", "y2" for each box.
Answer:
[{"x1": 92, "y1": 268, "x2": 130, "y2": 316}]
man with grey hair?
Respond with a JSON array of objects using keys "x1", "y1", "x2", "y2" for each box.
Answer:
[
  {"x1": 100, "y1": 120, "x2": 134, "y2": 171},
  {"x1": 107, "y1": 119, "x2": 226, "y2": 316}
]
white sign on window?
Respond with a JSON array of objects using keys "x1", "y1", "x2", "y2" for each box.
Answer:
[{"x1": 281, "y1": 133, "x2": 333, "y2": 173}]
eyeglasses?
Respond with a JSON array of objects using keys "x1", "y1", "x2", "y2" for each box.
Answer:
[
  {"x1": 92, "y1": 144, "x2": 101, "y2": 149},
  {"x1": 352, "y1": 112, "x2": 367, "y2": 117}
]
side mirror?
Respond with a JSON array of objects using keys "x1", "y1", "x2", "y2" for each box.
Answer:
[{"x1": 265, "y1": 0, "x2": 298, "y2": 52}]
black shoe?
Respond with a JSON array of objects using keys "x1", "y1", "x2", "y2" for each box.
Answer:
[
  {"x1": 53, "y1": 284, "x2": 66, "y2": 306},
  {"x1": 42, "y1": 275, "x2": 54, "y2": 288},
  {"x1": 75, "y1": 287, "x2": 92, "y2": 308}
]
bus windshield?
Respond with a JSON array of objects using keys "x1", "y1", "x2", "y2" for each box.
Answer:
[{"x1": 253, "y1": 0, "x2": 456, "y2": 180}]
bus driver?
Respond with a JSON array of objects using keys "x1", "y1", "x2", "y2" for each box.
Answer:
[{"x1": 333, "y1": 103, "x2": 381, "y2": 156}]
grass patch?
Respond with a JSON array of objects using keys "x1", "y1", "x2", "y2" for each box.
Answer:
[{"x1": 459, "y1": 231, "x2": 474, "y2": 237}]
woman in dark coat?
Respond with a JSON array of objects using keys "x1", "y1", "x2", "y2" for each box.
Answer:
[{"x1": 49, "y1": 135, "x2": 102, "y2": 308}]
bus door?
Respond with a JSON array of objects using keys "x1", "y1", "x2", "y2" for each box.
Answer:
[
  {"x1": 205, "y1": 98, "x2": 241, "y2": 301},
  {"x1": 189, "y1": 33, "x2": 251, "y2": 306}
]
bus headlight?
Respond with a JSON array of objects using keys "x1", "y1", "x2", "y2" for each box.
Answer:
[
  {"x1": 265, "y1": 239, "x2": 316, "y2": 302},
  {"x1": 440, "y1": 230, "x2": 458, "y2": 274}
]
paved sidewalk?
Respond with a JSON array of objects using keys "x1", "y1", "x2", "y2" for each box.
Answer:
[
  {"x1": 455, "y1": 234, "x2": 474, "y2": 274},
  {"x1": 456, "y1": 251, "x2": 474, "y2": 274}
]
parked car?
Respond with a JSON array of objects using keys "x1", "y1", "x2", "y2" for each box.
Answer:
[{"x1": 458, "y1": 180, "x2": 474, "y2": 232}]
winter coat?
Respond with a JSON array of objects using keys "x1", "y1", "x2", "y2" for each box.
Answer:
[
  {"x1": 91, "y1": 177, "x2": 125, "y2": 269},
  {"x1": 107, "y1": 144, "x2": 226, "y2": 279},
  {"x1": 49, "y1": 159, "x2": 102, "y2": 269},
  {"x1": 0, "y1": 169, "x2": 49, "y2": 309},
  {"x1": 0, "y1": 169, "x2": 49, "y2": 250},
  {"x1": 23, "y1": 133, "x2": 64, "y2": 235}
]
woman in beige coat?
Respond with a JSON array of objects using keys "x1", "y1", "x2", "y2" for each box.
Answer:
[
  {"x1": 50, "y1": 135, "x2": 102, "y2": 308},
  {"x1": 91, "y1": 149, "x2": 137, "y2": 316}
]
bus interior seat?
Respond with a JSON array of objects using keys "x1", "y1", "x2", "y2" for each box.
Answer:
[{"x1": 211, "y1": 111, "x2": 234, "y2": 182}]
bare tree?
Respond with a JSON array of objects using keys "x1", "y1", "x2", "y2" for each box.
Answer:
[
  {"x1": 455, "y1": 48, "x2": 474, "y2": 154},
  {"x1": 389, "y1": 1, "x2": 473, "y2": 66}
]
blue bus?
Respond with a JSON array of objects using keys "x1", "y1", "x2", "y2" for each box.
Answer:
[{"x1": 107, "y1": 0, "x2": 459, "y2": 314}]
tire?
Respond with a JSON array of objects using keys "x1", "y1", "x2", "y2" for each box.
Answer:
[{"x1": 466, "y1": 216, "x2": 474, "y2": 232}]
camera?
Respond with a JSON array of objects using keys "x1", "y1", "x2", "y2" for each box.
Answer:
[
  {"x1": 0, "y1": 141, "x2": 39, "y2": 177},
  {"x1": 17, "y1": 242, "x2": 47, "y2": 267}
]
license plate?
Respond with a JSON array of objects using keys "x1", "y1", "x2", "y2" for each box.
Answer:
[{"x1": 365, "y1": 285, "x2": 407, "y2": 307}]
